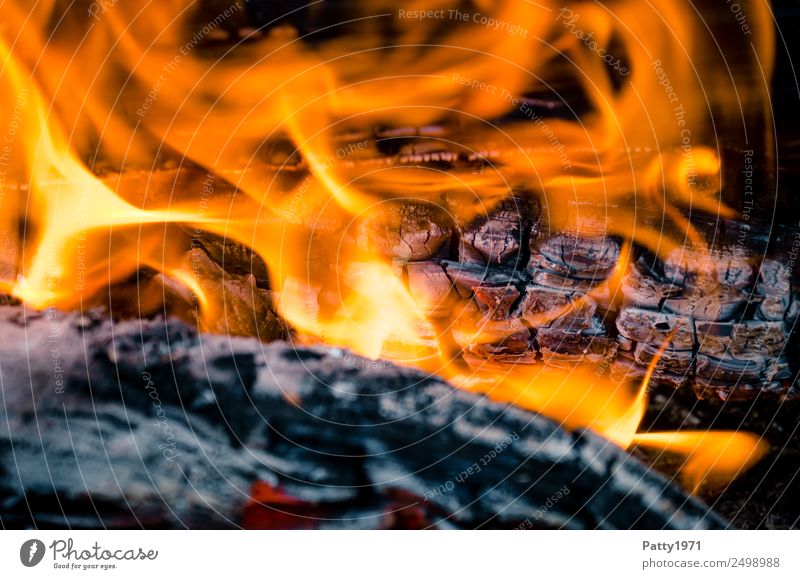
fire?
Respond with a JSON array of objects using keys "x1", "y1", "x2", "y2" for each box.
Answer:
[{"x1": 0, "y1": 1, "x2": 775, "y2": 492}]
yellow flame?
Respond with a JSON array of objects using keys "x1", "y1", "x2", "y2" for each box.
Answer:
[{"x1": 0, "y1": 0, "x2": 775, "y2": 492}]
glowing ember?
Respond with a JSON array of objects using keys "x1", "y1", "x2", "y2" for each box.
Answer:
[{"x1": 0, "y1": 1, "x2": 776, "y2": 491}]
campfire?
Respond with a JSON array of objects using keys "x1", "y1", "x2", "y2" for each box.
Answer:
[{"x1": 0, "y1": 0, "x2": 797, "y2": 529}]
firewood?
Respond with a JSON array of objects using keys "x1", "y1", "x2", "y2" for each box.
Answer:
[
  {"x1": 0, "y1": 307, "x2": 725, "y2": 529},
  {"x1": 389, "y1": 194, "x2": 798, "y2": 400},
  {"x1": 75, "y1": 165, "x2": 800, "y2": 400},
  {"x1": 458, "y1": 195, "x2": 534, "y2": 267},
  {"x1": 356, "y1": 201, "x2": 453, "y2": 261}
]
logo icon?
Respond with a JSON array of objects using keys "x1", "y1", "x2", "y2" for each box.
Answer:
[{"x1": 20, "y1": 539, "x2": 46, "y2": 567}]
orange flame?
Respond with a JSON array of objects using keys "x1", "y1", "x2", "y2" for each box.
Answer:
[{"x1": 0, "y1": 0, "x2": 774, "y2": 492}]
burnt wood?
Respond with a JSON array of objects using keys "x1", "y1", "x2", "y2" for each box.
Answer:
[
  {"x1": 392, "y1": 198, "x2": 799, "y2": 400},
  {"x1": 113, "y1": 161, "x2": 799, "y2": 400},
  {"x1": 0, "y1": 307, "x2": 725, "y2": 529}
]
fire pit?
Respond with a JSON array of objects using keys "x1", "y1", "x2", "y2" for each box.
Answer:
[{"x1": 0, "y1": 0, "x2": 798, "y2": 530}]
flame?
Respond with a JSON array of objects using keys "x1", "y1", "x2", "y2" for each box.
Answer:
[
  {"x1": 0, "y1": 0, "x2": 775, "y2": 492},
  {"x1": 453, "y1": 327, "x2": 766, "y2": 492}
]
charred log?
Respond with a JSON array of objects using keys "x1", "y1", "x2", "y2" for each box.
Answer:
[
  {"x1": 389, "y1": 199, "x2": 799, "y2": 400},
  {"x1": 0, "y1": 307, "x2": 724, "y2": 529},
  {"x1": 102, "y1": 163, "x2": 800, "y2": 400}
]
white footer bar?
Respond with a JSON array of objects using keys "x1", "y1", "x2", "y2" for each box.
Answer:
[{"x1": 1, "y1": 530, "x2": 798, "y2": 578}]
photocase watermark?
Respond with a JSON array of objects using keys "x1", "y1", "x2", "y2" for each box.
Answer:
[
  {"x1": 142, "y1": 372, "x2": 182, "y2": 464},
  {"x1": 519, "y1": 103, "x2": 573, "y2": 170},
  {"x1": 282, "y1": 139, "x2": 369, "y2": 220},
  {"x1": 188, "y1": 172, "x2": 216, "y2": 284},
  {"x1": 137, "y1": 3, "x2": 241, "y2": 118},
  {"x1": 423, "y1": 431, "x2": 519, "y2": 501},
  {"x1": 556, "y1": 8, "x2": 630, "y2": 77},
  {"x1": 652, "y1": 59, "x2": 697, "y2": 187},
  {"x1": 46, "y1": 307, "x2": 66, "y2": 395},
  {"x1": 397, "y1": 9, "x2": 447, "y2": 20},
  {"x1": 87, "y1": 0, "x2": 119, "y2": 21},
  {"x1": 515, "y1": 484, "x2": 571, "y2": 529},
  {"x1": 452, "y1": 72, "x2": 519, "y2": 106},
  {"x1": 595, "y1": 352, "x2": 613, "y2": 376},
  {"x1": 452, "y1": 72, "x2": 573, "y2": 169},
  {"x1": 137, "y1": 56, "x2": 180, "y2": 118},
  {"x1": 343, "y1": 354, "x2": 394, "y2": 370},
  {"x1": 47, "y1": 538, "x2": 158, "y2": 571},
  {"x1": 74, "y1": 164, "x2": 94, "y2": 296},
  {"x1": 398, "y1": 8, "x2": 529, "y2": 38},
  {"x1": 21, "y1": 537, "x2": 158, "y2": 570},
  {"x1": 0, "y1": 87, "x2": 29, "y2": 212},
  {"x1": 735, "y1": 149, "x2": 755, "y2": 254},
  {"x1": 19, "y1": 539, "x2": 46, "y2": 568},
  {"x1": 786, "y1": 227, "x2": 800, "y2": 280},
  {"x1": 725, "y1": 0, "x2": 753, "y2": 36},
  {"x1": 180, "y1": 3, "x2": 241, "y2": 54}
]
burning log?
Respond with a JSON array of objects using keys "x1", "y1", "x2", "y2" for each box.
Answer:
[
  {"x1": 96, "y1": 161, "x2": 799, "y2": 402},
  {"x1": 152, "y1": 247, "x2": 286, "y2": 341},
  {"x1": 357, "y1": 201, "x2": 453, "y2": 262},
  {"x1": 614, "y1": 248, "x2": 798, "y2": 400},
  {"x1": 0, "y1": 307, "x2": 725, "y2": 529},
  {"x1": 106, "y1": 161, "x2": 796, "y2": 401},
  {"x1": 458, "y1": 194, "x2": 534, "y2": 267},
  {"x1": 359, "y1": 192, "x2": 797, "y2": 400}
]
